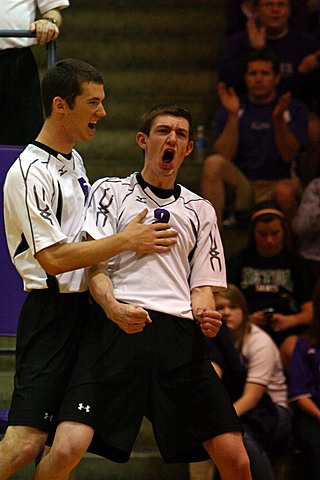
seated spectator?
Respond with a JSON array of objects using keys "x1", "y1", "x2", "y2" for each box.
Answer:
[
  {"x1": 190, "y1": 284, "x2": 291, "y2": 480},
  {"x1": 227, "y1": 202, "x2": 314, "y2": 370},
  {"x1": 219, "y1": 0, "x2": 320, "y2": 110},
  {"x1": 200, "y1": 49, "x2": 308, "y2": 227},
  {"x1": 225, "y1": 0, "x2": 311, "y2": 37},
  {"x1": 288, "y1": 279, "x2": 320, "y2": 480},
  {"x1": 291, "y1": 176, "x2": 320, "y2": 280},
  {"x1": 219, "y1": 0, "x2": 320, "y2": 185}
]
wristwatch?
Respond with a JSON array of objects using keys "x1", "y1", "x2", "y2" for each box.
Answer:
[{"x1": 44, "y1": 17, "x2": 58, "y2": 25}]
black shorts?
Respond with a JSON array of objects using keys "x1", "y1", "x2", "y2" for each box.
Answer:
[
  {"x1": 57, "y1": 302, "x2": 241, "y2": 463},
  {"x1": 8, "y1": 289, "x2": 90, "y2": 433}
]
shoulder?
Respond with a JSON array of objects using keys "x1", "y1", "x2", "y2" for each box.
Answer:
[
  {"x1": 90, "y1": 173, "x2": 135, "y2": 194},
  {"x1": 245, "y1": 325, "x2": 278, "y2": 357}
]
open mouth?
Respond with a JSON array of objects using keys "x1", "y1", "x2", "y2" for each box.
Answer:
[
  {"x1": 88, "y1": 122, "x2": 96, "y2": 131},
  {"x1": 162, "y1": 150, "x2": 174, "y2": 163}
]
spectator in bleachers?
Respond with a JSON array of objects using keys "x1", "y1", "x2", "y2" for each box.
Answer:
[
  {"x1": 227, "y1": 203, "x2": 314, "y2": 371},
  {"x1": 220, "y1": 0, "x2": 320, "y2": 185},
  {"x1": 200, "y1": 49, "x2": 307, "y2": 227},
  {"x1": 219, "y1": 0, "x2": 320, "y2": 110},
  {"x1": 190, "y1": 284, "x2": 291, "y2": 480},
  {"x1": 225, "y1": 1, "x2": 318, "y2": 37},
  {"x1": 0, "y1": 0, "x2": 69, "y2": 146},
  {"x1": 288, "y1": 279, "x2": 320, "y2": 480}
]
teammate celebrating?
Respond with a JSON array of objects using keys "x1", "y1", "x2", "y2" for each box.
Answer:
[
  {"x1": 34, "y1": 105, "x2": 252, "y2": 480},
  {"x1": 1, "y1": 61, "x2": 177, "y2": 479}
]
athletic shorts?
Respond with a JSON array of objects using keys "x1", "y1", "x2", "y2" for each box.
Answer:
[
  {"x1": 234, "y1": 169, "x2": 302, "y2": 211},
  {"x1": 8, "y1": 289, "x2": 90, "y2": 433},
  {"x1": 56, "y1": 302, "x2": 241, "y2": 463}
]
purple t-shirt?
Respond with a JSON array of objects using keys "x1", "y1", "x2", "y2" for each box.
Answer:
[
  {"x1": 288, "y1": 336, "x2": 320, "y2": 409},
  {"x1": 218, "y1": 29, "x2": 320, "y2": 109},
  {"x1": 213, "y1": 95, "x2": 308, "y2": 180}
]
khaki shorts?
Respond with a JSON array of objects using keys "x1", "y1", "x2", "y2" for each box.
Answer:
[{"x1": 234, "y1": 169, "x2": 301, "y2": 212}]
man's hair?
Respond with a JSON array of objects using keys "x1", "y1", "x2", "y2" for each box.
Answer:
[
  {"x1": 139, "y1": 104, "x2": 193, "y2": 141},
  {"x1": 254, "y1": 0, "x2": 290, "y2": 6},
  {"x1": 244, "y1": 48, "x2": 280, "y2": 75},
  {"x1": 42, "y1": 58, "x2": 104, "y2": 117}
]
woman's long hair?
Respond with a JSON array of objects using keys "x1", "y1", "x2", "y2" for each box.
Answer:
[{"x1": 216, "y1": 284, "x2": 252, "y2": 353}]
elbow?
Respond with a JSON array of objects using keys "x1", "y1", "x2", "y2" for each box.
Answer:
[{"x1": 35, "y1": 246, "x2": 66, "y2": 276}]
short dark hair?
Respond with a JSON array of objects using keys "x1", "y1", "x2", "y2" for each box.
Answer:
[
  {"x1": 42, "y1": 58, "x2": 104, "y2": 117},
  {"x1": 244, "y1": 48, "x2": 280, "y2": 76},
  {"x1": 139, "y1": 104, "x2": 193, "y2": 141}
]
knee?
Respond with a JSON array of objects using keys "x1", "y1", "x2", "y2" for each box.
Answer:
[
  {"x1": 308, "y1": 114, "x2": 320, "y2": 146},
  {"x1": 202, "y1": 154, "x2": 227, "y2": 179},
  {"x1": 273, "y1": 182, "x2": 299, "y2": 212},
  {"x1": 1, "y1": 433, "x2": 43, "y2": 470},
  {"x1": 48, "y1": 435, "x2": 90, "y2": 471}
]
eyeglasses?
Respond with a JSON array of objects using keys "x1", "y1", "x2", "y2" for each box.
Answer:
[{"x1": 259, "y1": 2, "x2": 289, "y2": 8}]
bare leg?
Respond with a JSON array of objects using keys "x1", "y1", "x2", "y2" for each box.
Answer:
[
  {"x1": 280, "y1": 335, "x2": 298, "y2": 372},
  {"x1": 200, "y1": 154, "x2": 238, "y2": 227},
  {"x1": 33, "y1": 421, "x2": 93, "y2": 480},
  {"x1": 189, "y1": 459, "x2": 215, "y2": 480},
  {"x1": 0, "y1": 425, "x2": 47, "y2": 480},
  {"x1": 203, "y1": 432, "x2": 252, "y2": 480}
]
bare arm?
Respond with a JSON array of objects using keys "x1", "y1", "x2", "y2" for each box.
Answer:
[
  {"x1": 213, "y1": 82, "x2": 240, "y2": 160},
  {"x1": 270, "y1": 301, "x2": 313, "y2": 332},
  {"x1": 272, "y1": 93, "x2": 301, "y2": 163},
  {"x1": 295, "y1": 397, "x2": 320, "y2": 423},
  {"x1": 234, "y1": 382, "x2": 266, "y2": 417},
  {"x1": 30, "y1": 8, "x2": 63, "y2": 45},
  {"x1": 35, "y1": 209, "x2": 177, "y2": 276},
  {"x1": 191, "y1": 286, "x2": 222, "y2": 338},
  {"x1": 86, "y1": 260, "x2": 151, "y2": 334}
]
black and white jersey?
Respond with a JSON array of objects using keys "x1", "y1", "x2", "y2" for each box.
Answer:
[
  {"x1": 83, "y1": 172, "x2": 226, "y2": 319},
  {"x1": 4, "y1": 143, "x2": 90, "y2": 293}
]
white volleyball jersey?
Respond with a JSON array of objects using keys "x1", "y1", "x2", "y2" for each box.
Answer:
[
  {"x1": 83, "y1": 172, "x2": 226, "y2": 319},
  {"x1": 4, "y1": 142, "x2": 89, "y2": 293}
]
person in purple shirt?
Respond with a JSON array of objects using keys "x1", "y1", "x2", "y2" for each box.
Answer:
[
  {"x1": 225, "y1": 0, "x2": 317, "y2": 37},
  {"x1": 219, "y1": 0, "x2": 320, "y2": 185},
  {"x1": 288, "y1": 279, "x2": 320, "y2": 480},
  {"x1": 200, "y1": 49, "x2": 308, "y2": 227}
]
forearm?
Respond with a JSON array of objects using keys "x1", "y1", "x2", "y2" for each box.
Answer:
[
  {"x1": 285, "y1": 309, "x2": 313, "y2": 328},
  {"x1": 86, "y1": 262, "x2": 117, "y2": 316},
  {"x1": 213, "y1": 113, "x2": 239, "y2": 160},
  {"x1": 191, "y1": 286, "x2": 216, "y2": 315},
  {"x1": 234, "y1": 383, "x2": 266, "y2": 417},
  {"x1": 273, "y1": 118, "x2": 301, "y2": 163},
  {"x1": 35, "y1": 230, "x2": 131, "y2": 276},
  {"x1": 41, "y1": 9, "x2": 62, "y2": 26},
  {"x1": 296, "y1": 397, "x2": 320, "y2": 422}
]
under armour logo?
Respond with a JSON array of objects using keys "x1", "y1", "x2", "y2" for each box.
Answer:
[
  {"x1": 58, "y1": 165, "x2": 67, "y2": 176},
  {"x1": 78, "y1": 403, "x2": 90, "y2": 413},
  {"x1": 44, "y1": 412, "x2": 53, "y2": 422}
]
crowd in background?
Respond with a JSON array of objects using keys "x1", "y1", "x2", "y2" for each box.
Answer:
[{"x1": 195, "y1": 1, "x2": 320, "y2": 478}]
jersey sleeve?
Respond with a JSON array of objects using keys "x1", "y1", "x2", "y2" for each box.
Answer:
[
  {"x1": 189, "y1": 200, "x2": 227, "y2": 291},
  {"x1": 82, "y1": 178, "x2": 118, "y2": 240},
  {"x1": 4, "y1": 159, "x2": 67, "y2": 257}
]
